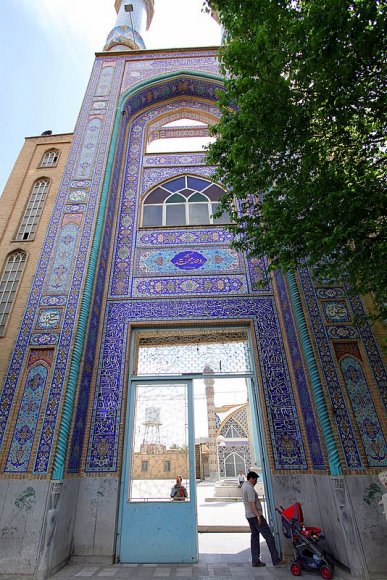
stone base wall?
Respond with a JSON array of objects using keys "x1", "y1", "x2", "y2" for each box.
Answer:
[
  {"x1": 0, "y1": 479, "x2": 48, "y2": 576},
  {"x1": 72, "y1": 477, "x2": 119, "y2": 557},
  {"x1": 1, "y1": 473, "x2": 385, "y2": 577},
  {"x1": 0, "y1": 478, "x2": 79, "y2": 578},
  {"x1": 272, "y1": 474, "x2": 387, "y2": 578}
]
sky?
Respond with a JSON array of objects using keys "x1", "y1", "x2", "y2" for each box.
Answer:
[{"x1": 0, "y1": 0, "x2": 221, "y2": 194}]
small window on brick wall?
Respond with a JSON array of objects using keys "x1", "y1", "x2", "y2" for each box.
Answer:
[
  {"x1": 15, "y1": 178, "x2": 50, "y2": 241},
  {"x1": 0, "y1": 250, "x2": 26, "y2": 336},
  {"x1": 40, "y1": 149, "x2": 59, "y2": 167}
]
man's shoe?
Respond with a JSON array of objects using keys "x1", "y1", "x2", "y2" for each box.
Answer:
[{"x1": 252, "y1": 561, "x2": 266, "y2": 567}]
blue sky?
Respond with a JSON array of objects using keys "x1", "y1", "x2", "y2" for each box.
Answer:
[{"x1": 0, "y1": 0, "x2": 221, "y2": 194}]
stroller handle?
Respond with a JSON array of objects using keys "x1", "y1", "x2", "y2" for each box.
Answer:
[{"x1": 275, "y1": 506, "x2": 285, "y2": 513}]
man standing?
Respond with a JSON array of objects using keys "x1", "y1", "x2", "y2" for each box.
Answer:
[{"x1": 241, "y1": 471, "x2": 281, "y2": 567}]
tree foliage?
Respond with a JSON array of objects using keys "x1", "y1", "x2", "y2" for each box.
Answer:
[{"x1": 206, "y1": 0, "x2": 386, "y2": 318}]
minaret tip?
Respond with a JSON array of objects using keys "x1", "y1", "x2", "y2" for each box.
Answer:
[{"x1": 105, "y1": 0, "x2": 155, "y2": 52}]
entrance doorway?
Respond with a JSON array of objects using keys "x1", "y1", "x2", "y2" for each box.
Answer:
[
  {"x1": 118, "y1": 327, "x2": 274, "y2": 563},
  {"x1": 192, "y1": 376, "x2": 266, "y2": 532}
]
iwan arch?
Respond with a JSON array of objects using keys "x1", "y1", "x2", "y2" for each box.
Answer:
[{"x1": 0, "y1": 1, "x2": 386, "y2": 578}]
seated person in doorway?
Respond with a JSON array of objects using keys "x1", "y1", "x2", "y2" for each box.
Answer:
[
  {"x1": 170, "y1": 475, "x2": 188, "y2": 501},
  {"x1": 238, "y1": 469, "x2": 247, "y2": 488}
]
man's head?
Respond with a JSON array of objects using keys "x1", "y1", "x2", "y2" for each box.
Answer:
[
  {"x1": 246, "y1": 471, "x2": 259, "y2": 482},
  {"x1": 176, "y1": 475, "x2": 182, "y2": 484}
]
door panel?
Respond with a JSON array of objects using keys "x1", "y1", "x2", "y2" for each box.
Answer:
[{"x1": 119, "y1": 381, "x2": 198, "y2": 563}]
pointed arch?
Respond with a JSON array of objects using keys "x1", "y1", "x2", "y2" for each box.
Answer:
[
  {"x1": 0, "y1": 250, "x2": 27, "y2": 336},
  {"x1": 39, "y1": 149, "x2": 59, "y2": 168},
  {"x1": 15, "y1": 178, "x2": 50, "y2": 241}
]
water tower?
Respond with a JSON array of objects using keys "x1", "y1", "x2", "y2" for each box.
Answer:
[{"x1": 140, "y1": 407, "x2": 163, "y2": 454}]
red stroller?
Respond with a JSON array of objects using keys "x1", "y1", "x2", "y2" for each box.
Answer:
[{"x1": 276, "y1": 502, "x2": 334, "y2": 578}]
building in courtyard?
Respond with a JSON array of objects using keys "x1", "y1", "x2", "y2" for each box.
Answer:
[{"x1": 0, "y1": 1, "x2": 386, "y2": 578}]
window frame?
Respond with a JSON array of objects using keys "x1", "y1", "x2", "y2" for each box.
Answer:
[
  {"x1": 15, "y1": 178, "x2": 50, "y2": 241},
  {"x1": 39, "y1": 149, "x2": 59, "y2": 168},
  {"x1": 0, "y1": 250, "x2": 27, "y2": 336},
  {"x1": 141, "y1": 176, "x2": 230, "y2": 228}
]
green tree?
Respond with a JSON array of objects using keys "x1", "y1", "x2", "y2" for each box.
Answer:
[{"x1": 206, "y1": 0, "x2": 386, "y2": 318}]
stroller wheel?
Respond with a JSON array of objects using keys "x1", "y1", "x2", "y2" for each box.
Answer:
[
  {"x1": 290, "y1": 561, "x2": 302, "y2": 576},
  {"x1": 320, "y1": 565, "x2": 333, "y2": 579}
]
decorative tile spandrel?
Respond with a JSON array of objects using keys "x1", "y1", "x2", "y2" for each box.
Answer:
[
  {"x1": 5, "y1": 350, "x2": 54, "y2": 473},
  {"x1": 340, "y1": 355, "x2": 386, "y2": 466}
]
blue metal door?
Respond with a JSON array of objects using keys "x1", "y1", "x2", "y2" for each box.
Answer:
[{"x1": 118, "y1": 380, "x2": 198, "y2": 563}]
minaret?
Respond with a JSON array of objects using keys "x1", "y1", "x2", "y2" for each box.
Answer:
[
  {"x1": 204, "y1": 365, "x2": 218, "y2": 480},
  {"x1": 104, "y1": 0, "x2": 154, "y2": 51}
]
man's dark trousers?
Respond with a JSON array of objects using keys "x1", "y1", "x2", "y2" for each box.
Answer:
[{"x1": 247, "y1": 515, "x2": 279, "y2": 565}]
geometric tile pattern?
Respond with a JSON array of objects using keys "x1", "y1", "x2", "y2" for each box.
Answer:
[
  {"x1": 298, "y1": 268, "x2": 363, "y2": 468},
  {"x1": 220, "y1": 417, "x2": 248, "y2": 439},
  {"x1": 46, "y1": 215, "x2": 83, "y2": 294},
  {"x1": 132, "y1": 275, "x2": 247, "y2": 297},
  {"x1": 231, "y1": 407, "x2": 249, "y2": 435},
  {"x1": 348, "y1": 294, "x2": 387, "y2": 409},
  {"x1": 326, "y1": 326, "x2": 358, "y2": 339},
  {"x1": 340, "y1": 355, "x2": 386, "y2": 466},
  {"x1": 95, "y1": 65, "x2": 115, "y2": 97},
  {"x1": 5, "y1": 350, "x2": 54, "y2": 472},
  {"x1": 75, "y1": 118, "x2": 102, "y2": 179},
  {"x1": 137, "y1": 229, "x2": 235, "y2": 246},
  {"x1": 121, "y1": 50, "x2": 220, "y2": 92}
]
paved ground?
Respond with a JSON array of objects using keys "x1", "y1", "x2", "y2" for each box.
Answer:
[{"x1": 50, "y1": 533, "x2": 354, "y2": 579}]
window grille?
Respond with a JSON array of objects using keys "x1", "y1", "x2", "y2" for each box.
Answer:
[
  {"x1": 0, "y1": 250, "x2": 26, "y2": 336},
  {"x1": 40, "y1": 150, "x2": 59, "y2": 167},
  {"x1": 15, "y1": 179, "x2": 50, "y2": 241}
]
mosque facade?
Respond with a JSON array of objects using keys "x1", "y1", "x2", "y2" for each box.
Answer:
[{"x1": 0, "y1": 1, "x2": 386, "y2": 577}]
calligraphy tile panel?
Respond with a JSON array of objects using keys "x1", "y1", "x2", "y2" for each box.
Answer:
[
  {"x1": 274, "y1": 272, "x2": 325, "y2": 469},
  {"x1": 135, "y1": 247, "x2": 243, "y2": 277}
]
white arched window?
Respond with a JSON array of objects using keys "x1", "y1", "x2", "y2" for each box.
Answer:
[
  {"x1": 0, "y1": 250, "x2": 26, "y2": 336},
  {"x1": 224, "y1": 452, "x2": 246, "y2": 478},
  {"x1": 15, "y1": 179, "x2": 50, "y2": 241},
  {"x1": 40, "y1": 149, "x2": 59, "y2": 167},
  {"x1": 142, "y1": 175, "x2": 230, "y2": 227}
]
